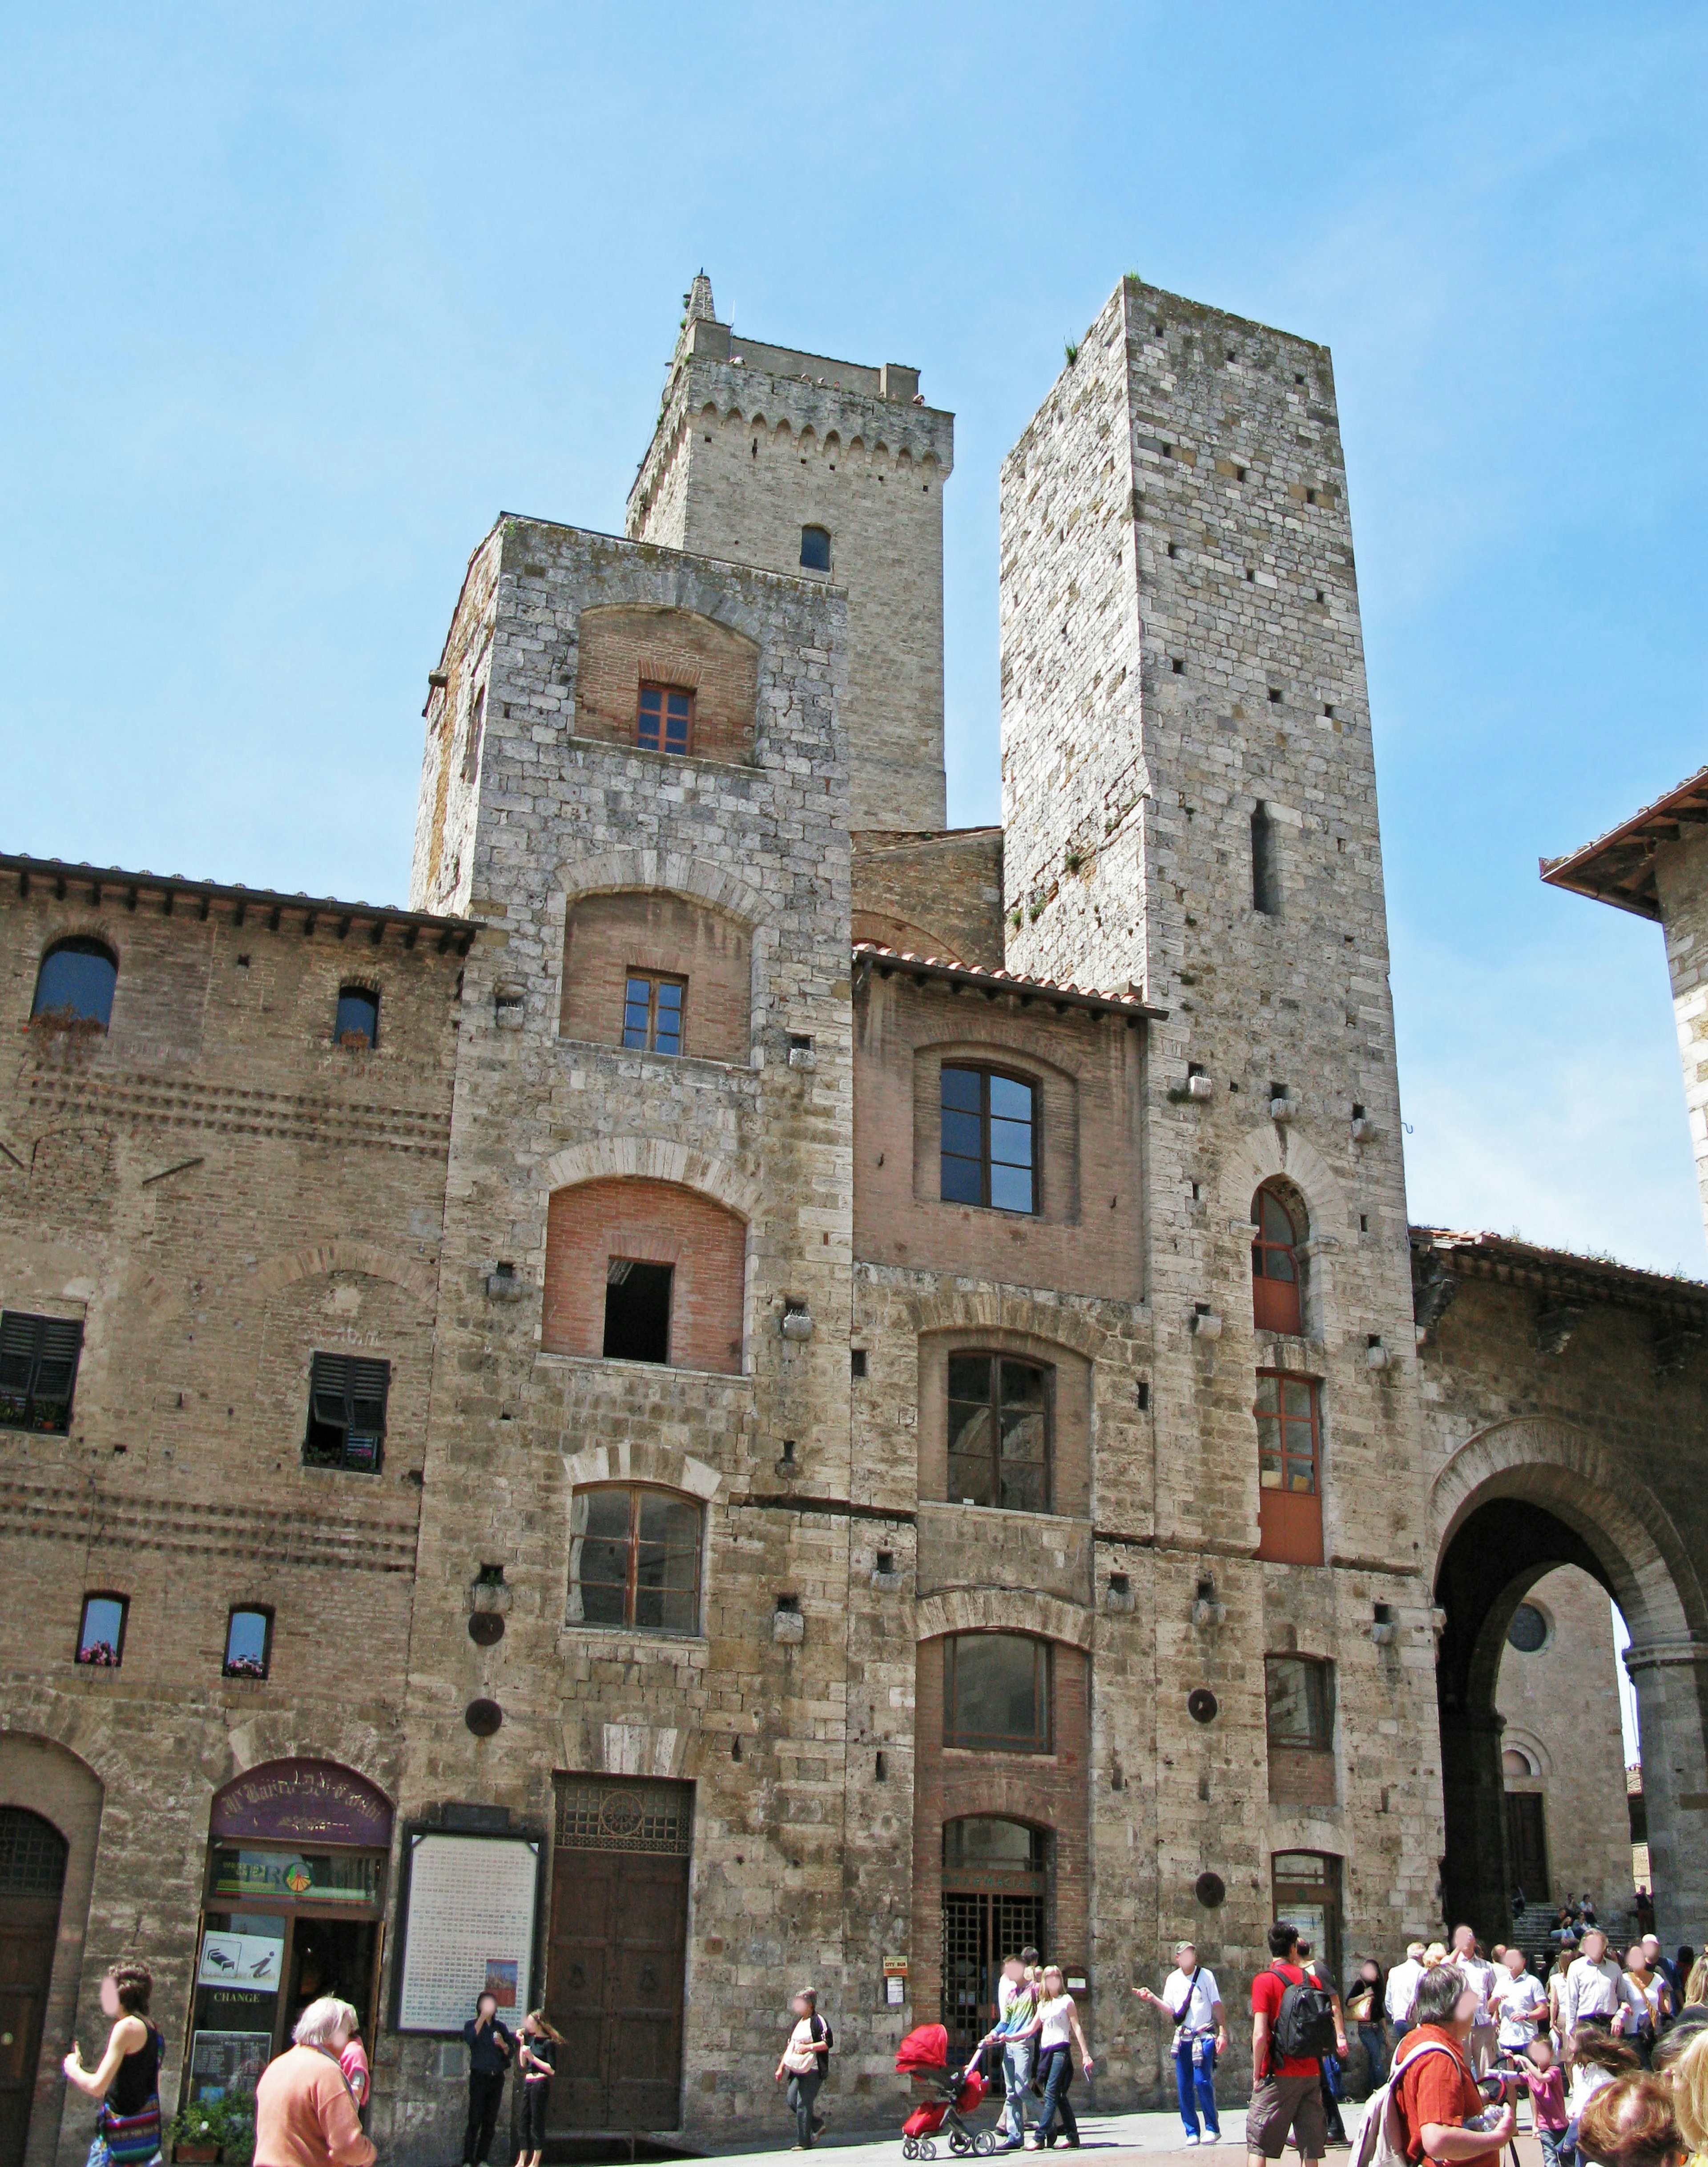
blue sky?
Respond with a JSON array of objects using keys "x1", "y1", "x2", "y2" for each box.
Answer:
[{"x1": 3, "y1": 4, "x2": 1704, "y2": 1270}]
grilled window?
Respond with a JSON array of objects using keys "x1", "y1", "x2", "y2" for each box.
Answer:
[
  {"x1": 0, "y1": 1808, "x2": 68, "y2": 1896},
  {"x1": 223, "y1": 1608, "x2": 273, "y2": 1679},
  {"x1": 31, "y1": 938, "x2": 117, "y2": 1029},
  {"x1": 334, "y1": 986, "x2": 379, "y2": 1049},
  {"x1": 76, "y1": 1593, "x2": 127, "y2": 1668},
  {"x1": 800, "y1": 525, "x2": 832, "y2": 572},
  {"x1": 637, "y1": 682, "x2": 692, "y2": 755},
  {"x1": 940, "y1": 1066, "x2": 1036, "y2": 1214},
  {"x1": 1255, "y1": 1370, "x2": 1319, "y2": 1496},
  {"x1": 568, "y1": 1485, "x2": 703, "y2": 1634},
  {"x1": 946, "y1": 1354, "x2": 1050, "y2": 1512},
  {"x1": 303, "y1": 1352, "x2": 389, "y2": 1473},
  {"x1": 0, "y1": 1311, "x2": 83, "y2": 1434},
  {"x1": 621, "y1": 974, "x2": 685, "y2": 1055},
  {"x1": 1265, "y1": 1655, "x2": 1335, "y2": 1750},
  {"x1": 943, "y1": 1633, "x2": 1051, "y2": 1752}
]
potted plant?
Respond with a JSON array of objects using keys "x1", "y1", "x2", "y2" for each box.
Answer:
[{"x1": 170, "y1": 2095, "x2": 255, "y2": 2165}]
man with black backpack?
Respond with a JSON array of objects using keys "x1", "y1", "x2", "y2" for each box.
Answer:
[{"x1": 1246, "y1": 1923, "x2": 1349, "y2": 2167}]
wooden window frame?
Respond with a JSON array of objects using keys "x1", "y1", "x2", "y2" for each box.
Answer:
[
  {"x1": 943, "y1": 1633, "x2": 1053, "y2": 1754},
  {"x1": 223, "y1": 1607, "x2": 274, "y2": 1681},
  {"x1": 1265, "y1": 1654, "x2": 1336, "y2": 1751},
  {"x1": 621, "y1": 972, "x2": 687, "y2": 1055},
  {"x1": 945, "y1": 1352, "x2": 1053, "y2": 1513},
  {"x1": 0, "y1": 1310, "x2": 83, "y2": 1434},
  {"x1": 303, "y1": 1352, "x2": 390, "y2": 1474},
  {"x1": 1256, "y1": 1369, "x2": 1319, "y2": 1494},
  {"x1": 1252, "y1": 1182, "x2": 1304, "y2": 1333},
  {"x1": 939, "y1": 1064, "x2": 1039, "y2": 1216},
  {"x1": 75, "y1": 1591, "x2": 128, "y2": 1668},
  {"x1": 568, "y1": 1482, "x2": 705, "y2": 1635},
  {"x1": 637, "y1": 682, "x2": 693, "y2": 756}
]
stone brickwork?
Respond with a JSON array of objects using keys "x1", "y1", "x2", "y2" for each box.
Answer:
[
  {"x1": 851, "y1": 827, "x2": 1006, "y2": 967},
  {"x1": 628, "y1": 277, "x2": 953, "y2": 833},
  {"x1": 560, "y1": 889, "x2": 751, "y2": 1063},
  {"x1": 1655, "y1": 837, "x2": 1708, "y2": 1246}
]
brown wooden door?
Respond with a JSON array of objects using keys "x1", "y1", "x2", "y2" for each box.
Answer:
[
  {"x1": 0, "y1": 1811, "x2": 70, "y2": 2167},
  {"x1": 548, "y1": 1846, "x2": 688, "y2": 2131},
  {"x1": 1506, "y1": 1793, "x2": 1549, "y2": 1901}
]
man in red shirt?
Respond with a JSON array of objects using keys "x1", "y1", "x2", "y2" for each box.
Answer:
[
  {"x1": 1392, "y1": 1963, "x2": 1517, "y2": 2167},
  {"x1": 1246, "y1": 1924, "x2": 1349, "y2": 2167}
]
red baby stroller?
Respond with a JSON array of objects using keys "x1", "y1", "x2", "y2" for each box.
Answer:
[{"x1": 896, "y1": 2023, "x2": 997, "y2": 2158}]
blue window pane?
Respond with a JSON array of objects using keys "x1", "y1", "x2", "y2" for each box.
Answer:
[
  {"x1": 940, "y1": 1109, "x2": 983, "y2": 1161},
  {"x1": 941, "y1": 1156, "x2": 983, "y2": 1206},
  {"x1": 623, "y1": 979, "x2": 652, "y2": 1049},
  {"x1": 656, "y1": 982, "x2": 684, "y2": 1013},
  {"x1": 32, "y1": 942, "x2": 117, "y2": 1029},
  {"x1": 800, "y1": 525, "x2": 832, "y2": 572},
  {"x1": 77, "y1": 1597, "x2": 125, "y2": 1666},
  {"x1": 989, "y1": 1117, "x2": 1033, "y2": 1168},
  {"x1": 990, "y1": 1163, "x2": 1034, "y2": 1215},
  {"x1": 637, "y1": 688, "x2": 663, "y2": 748},
  {"x1": 988, "y1": 1075, "x2": 1032, "y2": 1123},
  {"x1": 940, "y1": 1066, "x2": 982, "y2": 1113},
  {"x1": 665, "y1": 692, "x2": 690, "y2": 753},
  {"x1": 225, "y1": 1611, "x2": 269, "y2": 1677},
  {"x1": 654, "y1": 1013, "x2": 681, "y2": 1055},
  {"x1": 334, "y1": 988, "x2": 378, "y2": 1048}
]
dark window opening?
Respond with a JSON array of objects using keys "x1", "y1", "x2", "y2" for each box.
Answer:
[
  {"x1": 76, "y1": 1593, "x2": 127, "y2": 1668},
  {"x1": 303, "y1": 1352, "x2": 389, "y2": 1472},
  {"x1": 622, "y1": 973, "x2": 685, "y2": 1055},
  {"x1": 946, "y1": 1353, "x2": 1050, "y2": 1513},
  {"x1": 1251, "y1": 1182, "x2": 1303, "y2": 1333},
  {"x1": 940, "y1": 1065, "x2": 1036, "y2": 1215},
  {"x1": 941, "y1": 1817, "x2": 1046, "y2": 1872},
  {"x1": 850, "y1": 1348, "x2": 868, "y2": 1378},
  {"x1": 0, "y1": 1311, "x2": 83, "y2": 1433},
  {"x1": 1251, "y1": 801, "x2": 1280, "y2": 915},
  {"x1": 31, "y1": 938, "x2": 117, "y2": 1030},
  {"x1": 569, "y1": 1483, "x2": 703, "y2": 1633},
  {"x1": 603, "y1": 1259, "x2": 673, "y2": 1364},
  {"x1": 334, "y1": 985, "x2": 379, "y2": 1049},
  {"x1": 638, "y1": 682, "x2": 692, "y2": 755},
  {"x1": 223, "y1": 1608, "x2": 273, "y2": 1679},
  {"x1": 800, "y1": 525, "x2": 832, "y2": 572},
  {"x1": 943, "y1": 1634, "x2": 1051, "y2": 1753},
  {"x1": 1256, "y1": 1369, "x2": 1319, "y2": 1496},
  {"x1": 1266, "y1": 1655, "x2": 1335, "y2": 1750}
]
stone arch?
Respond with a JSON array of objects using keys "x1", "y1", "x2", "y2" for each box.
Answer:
[
  {"x1": 0, "y1": 1734, "x2": 103, "y2": 2167},
  {"x1": 563, "y1": 1443, "x2": 722, "y2": 1501},
  {"x1": 1431, "y1": 1414, "x2": 1708, "y2": 1943},
  {"x1": 852, "y1": 911, "x2": 967, "y2": 962},
  {"x1": 137, "y1": 1239, "x2": 438, "y2": 1321},
  {"x1": 1214, "y1": 1122, "x2": 1346, "y2": 1239},
  {"x1": 915, "y1": 1589, "x2": 1093, "y2": 1650},
  {"x1": 540, "y1": 1141, "x2": 761, "y2": 1226},
  {"x1": 552, "y1": 848, "x2": 770, "y2": 935},
  {"x1": 905, "y1": 1286, "x2": 1110, "y2": 1364}
]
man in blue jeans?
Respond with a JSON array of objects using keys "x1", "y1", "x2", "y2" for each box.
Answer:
[{"x1": 1134, "y1": 1940, "x2": 1225, "y2": 2143}]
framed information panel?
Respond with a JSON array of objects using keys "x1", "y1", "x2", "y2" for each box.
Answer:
[{"x1": 395, "y1": 1832, "x2": 541, "y2": 2034}]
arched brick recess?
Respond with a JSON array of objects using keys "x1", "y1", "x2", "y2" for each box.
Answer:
[
  {"x1": 573, "y1": 604, "x2": 760, "y2": 764},
  {"x1": 540, "y1": 1141, "x2": 761, "y2": 1227},
  {"x1": 542, "y1": 1178, "x2": 748, "y2": 1375},
  {"x1": 138, "y1": 1239, "x2": 438, "y2": 1322},
  {"x1": 917, "y1": 1325, "x2": 1095, "y2": 1520},
  {"x1": 561, "y1": 892, "x2": 752, "y2": 1064}
]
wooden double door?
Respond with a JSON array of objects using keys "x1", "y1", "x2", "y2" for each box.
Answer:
[
  {"x1": 0, "y1": 1810, "x2": 69, "y2": 2167},
  {"x1": 1506, "y1": 1792, "x2": 1549, "y2": 1901},
  {"x1": 547, "y1": 1780, "x2": 691, "y2": 2133}
]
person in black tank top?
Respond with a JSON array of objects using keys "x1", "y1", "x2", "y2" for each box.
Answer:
[{"x1": 63, "y1": 1961, "x2": 164, "y2": 2167}]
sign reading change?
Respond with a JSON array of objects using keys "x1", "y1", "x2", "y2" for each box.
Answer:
[{"x1": 397, "y1": 1833, "x2": 539, "y2": 2033}]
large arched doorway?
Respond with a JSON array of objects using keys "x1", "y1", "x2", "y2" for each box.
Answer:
[
  {"x1": 0, "y1": 1811, "x2": 68, "y2": 2167},
  {"x1": 1433, "y1": 1419, "x2": 1708, "y2": 1944}
]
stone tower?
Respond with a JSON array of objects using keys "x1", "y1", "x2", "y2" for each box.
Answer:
[{"x1": 627, "y1": 274, "x2": 954, "y2": 832}]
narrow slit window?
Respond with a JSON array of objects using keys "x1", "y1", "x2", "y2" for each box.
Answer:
[
  {"x1": 637, "y1": 683, "x2": 692, "y2": 755},
  {"x1": 223, "y1": 1608, "x2": 273, "y2": 1679},
  {"x1": 940, "y1": 1066, "x2": 1036, "y2": 1215},
  {"x1": 603, "y1": 1259, "x2": 673, "y2": 1364},
  {"x1": 303, "y1": 1352, "x2": 389, "y2": 1473},
  {"x1": 76, "y1": 1593, "x2": 127, "y2": 1668},
  {"x1": 621, "y1": 973, "x2": 686, "y2": 1055},
  {"x1": 1251, "y1": 1183, "x2": 1304, "y2": 1333},
  {"x1": 0, "y1": 1311, "x2": 83, "y2": 1434},
  {"x1": 1251, "y1": 802, "x2": 1280, "y2": 915},
  {"x1": 800, "y1": 525, "x2": 832, "y2": 572}
]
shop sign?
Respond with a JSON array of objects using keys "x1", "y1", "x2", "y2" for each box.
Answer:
[
  {"x1": 188, "y1": 2030, "x2": 270, "y2": 2104},
  {"x1": 396, "y1": 1832, "x2": 540, "y2": 2034},
  {"x1": 197, "y1": 1929, "x2": 285, "y2": 1988},
  {"x1": 211, "y1": 1847, "x2": 383, "y2": 1907},
  {"x1": 211, "y1": 1760, "x2": 393, "y2": 1848}
]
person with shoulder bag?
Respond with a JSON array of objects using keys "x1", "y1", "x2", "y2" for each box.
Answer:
[
  {"x1": 1352, "y1": 1963, "x2": 1517, "y2": 2167},
  {"x1": 1246, "y1": 1923, "x2": 1348, "y2": 2167},
  {"x1": 774, "y1": 1987, "x2": 832, "y2": 2149},
  {"x1": 62, "y1": 1962, "x2": 166, "y2": 2167},
  {"x1": 1134, "y1": 1939, "x2": 1225, "y2": 2144}
]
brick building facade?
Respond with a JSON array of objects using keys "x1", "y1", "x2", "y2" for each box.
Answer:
[{"x1": 2, "y1": 271, "x2": 1705, "y2": 2167}]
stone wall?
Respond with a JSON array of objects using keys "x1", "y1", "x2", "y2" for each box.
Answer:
[
  {"x1": 1655, "y1": 834, "x2": 1708, "y2": 1247},
  {"x1": 851, "y1": 827, "x2": 1006, "y2": 968}
]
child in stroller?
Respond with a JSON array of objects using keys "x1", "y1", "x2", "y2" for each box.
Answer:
[{"x1": 896, "y1": 2024, "x2": 998, "y2": 2158}]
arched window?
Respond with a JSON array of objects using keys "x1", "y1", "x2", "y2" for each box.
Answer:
[
  {"x1": 800, "y1": 525, "x2": 832, "y2": 573},
  {"x1": 224, "y1": 1608, "x2": 273, "y2": 1679},
  {"x1": 568, "y1": 1484, "x2": 703, "y2": 1634},
  {"x1": 946, "y1": 1354, "x2": 1050, "y2": 1511},
  {"x1": 31, "y1": 938, "x2": 117, "y2": 1030},
  {"x1": 943, "y1": 1633, "x2": 1051, "y2": 1752},
  {"x1": 334, "y1": 986, "x2": 379, "y2": 1049},
  {"x1": 1252, "y1": 1182, "x2": 1303, "y2": 1333}
]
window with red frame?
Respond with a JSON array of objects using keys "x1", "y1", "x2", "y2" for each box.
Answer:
[
  {"x1": 1252, "y1": 1182, "x2": 1303, "y2": 1333},
  {"x1": 1255, "y1": 1370, "x2": 1323, "y2": 1565},
  {"x1": 637, "y1": 683, "x2": 692, "y2": 755}
]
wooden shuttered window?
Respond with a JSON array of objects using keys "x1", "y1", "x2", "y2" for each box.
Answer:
[
  {"x1": 0, "y1": 1312, "x2": 83, "y2": 1434},
  {"x1": 303, "y1": 1352, "x2": 389, "y2": 1473}
]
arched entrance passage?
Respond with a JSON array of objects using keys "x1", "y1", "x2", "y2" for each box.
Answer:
[
  {"x1": 0, "y1": 1811, "x2": 67, "y2": 2167},
  {"x1": 1432, "y1": 1418, "x2": 1708, "y2": 1944}
]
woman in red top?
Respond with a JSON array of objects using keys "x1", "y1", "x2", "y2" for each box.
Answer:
[{"x1": 1394, "y1": 1965, "x2": 1517, "y2": 2167}]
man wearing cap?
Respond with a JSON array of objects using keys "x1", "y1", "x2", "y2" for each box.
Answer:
[
  {"x1": 1135, "y1": 1940, "x2": 1225, "y2": 2144},
  {"x1": 1385, "y1": 1943, "x2": 1427, "y2": 2042}
]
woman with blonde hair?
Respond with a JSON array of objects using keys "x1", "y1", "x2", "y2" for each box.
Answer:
[
  {"x1": 514, "y1": 2010, "x2": 563, "y2": 2167},
  {"x1": 1666, "y1": 2027, "x2": 1708, "y2": 2167}
]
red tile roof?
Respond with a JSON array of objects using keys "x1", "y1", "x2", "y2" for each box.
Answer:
[{"x1": 852, "y1": 941, "x2": 1167, "y2": 1021}]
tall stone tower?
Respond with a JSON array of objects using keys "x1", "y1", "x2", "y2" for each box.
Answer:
[{"x1": 628, "y1": 274, "x2": 954, "y2": 832}]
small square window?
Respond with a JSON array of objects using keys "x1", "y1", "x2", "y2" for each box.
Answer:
[
  {"x1": 637, "y1": 683, "x2": 692, "y2": 755},
  {"x1": 304, "y1": 1352, "x2": 389, "y2": 1473},
  {"x1": 1171, "y1": 658, "x2": 1185, "y2": 675},
  {"x1": 223, "y1": 1608, "x2": 273, "y2": 1679},
  {"x1": 850, "y1": 1348, "x2": 868, "y2": 1378},
  {"x1": 604, "y1": 1260, "x2": 673, "y2": 1364},
  {"x1": 76, "y1": 1594, "x2": 127, "y2": 1668},
  {"x1": 621, "y1": 974, "x2": 686, "y2": 1055},
  {"x1": 0, "y1": 1311, "x2": 83, "y2": 1434}
]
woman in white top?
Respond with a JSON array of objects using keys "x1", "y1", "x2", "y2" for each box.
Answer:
[
  {"x1": 1027, "y1": 1966, "x2": 1092, "y2": 2151},
  {"x1": 1494, "y1": 1949, "x2": 1549, "y2": 2053}
]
